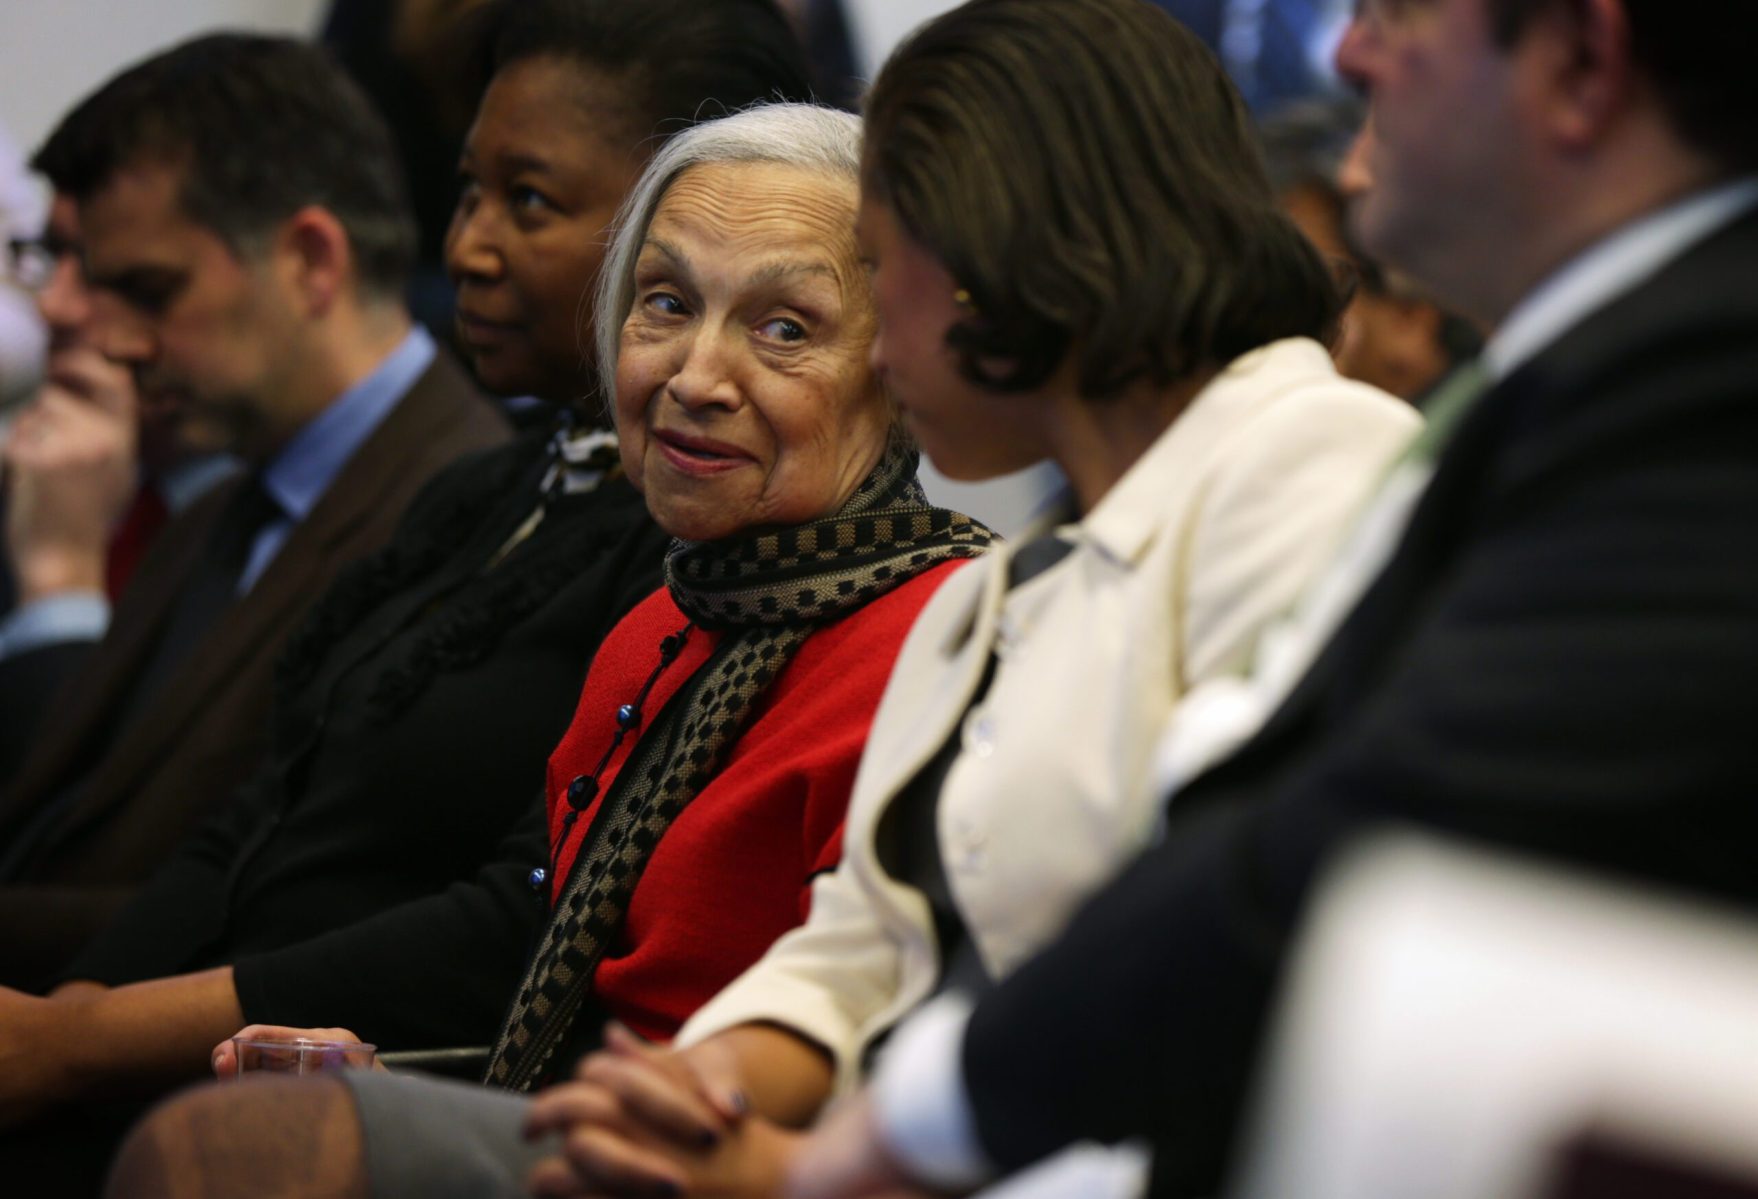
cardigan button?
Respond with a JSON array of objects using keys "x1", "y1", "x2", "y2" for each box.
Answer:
[
  {"x1": 528, "y1": 867, "x2": 547, "y2": 890},
  {"x1": 566, "y1": 775, "x2": 598, "y2": 809},
  {"x1": 616, "y1": 703, "x2": 640, "y2": 730}
]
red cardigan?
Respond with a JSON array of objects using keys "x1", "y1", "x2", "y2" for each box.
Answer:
[{"x1": 543, "y1": 561, "x2": 967, "y2": 1042}]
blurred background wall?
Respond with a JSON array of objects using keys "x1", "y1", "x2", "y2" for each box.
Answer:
[{"x1": 1, "y1": 0, "x2": 328, "y2": 156}]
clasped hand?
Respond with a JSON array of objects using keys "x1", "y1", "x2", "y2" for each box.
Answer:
[{"x1": 522, "y1": 1023, "x2": 801, "y2": 1199}]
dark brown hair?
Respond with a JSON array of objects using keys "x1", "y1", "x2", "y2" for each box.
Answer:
[
  {"x1": 862, "y1": 0, "x2": 1343, "y2": 398},
  {"x1": 484, "y1": 0, "x2": 815, "y2": 147},
  {"x1": 34, "y1": 34, "x2": 415, "y2": 298},
  {"x1": 1485, "y1": 0, "x2": 1757, "y2": 173}
]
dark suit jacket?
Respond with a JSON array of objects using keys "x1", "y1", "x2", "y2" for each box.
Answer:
[
  {"x1": 955, "y1": 207, "x2": 1758, "y2": 1195},
  {"x1": 0, "y1": 642, "x2": 93, "y2": 782},
  {"x1": 0, "y1": 350, "x2": 507, "y2": 987}
]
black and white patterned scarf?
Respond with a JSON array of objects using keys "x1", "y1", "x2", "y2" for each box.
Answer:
[{"x1": 484, "y1": 440, "x2": 993, "y2": 1090}]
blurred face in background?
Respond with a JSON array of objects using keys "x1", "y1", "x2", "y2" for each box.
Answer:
[
  {"x1": 80, "y1": 159, "x2": 303, "y2": 459},
  {"x1": 35, "y1": 195, "x2": 96, "y2": 355},
  {"x1": 447, "y1": 55, "x2": 645, "y2": 404},
  {"x1": 1335, "y1": 0, "x2": 1534, "y2": 318}
]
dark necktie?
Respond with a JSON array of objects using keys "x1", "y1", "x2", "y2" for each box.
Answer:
[
  {"x1": 105, "y1": 481, "x2": 171, "y2": 600},
  {"x1": 120, "y1": 473, "x2": 281, "y2": 722}
]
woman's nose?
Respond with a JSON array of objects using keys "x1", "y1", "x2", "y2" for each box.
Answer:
[
  {"x1": 446, "y1": 204, "x2": 504, "y2": 283},
  {"x1": 665, "y1": 328, "x2": 744, "y2": 412}
]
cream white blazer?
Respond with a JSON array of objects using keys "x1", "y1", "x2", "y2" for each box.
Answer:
[{"x1": 679, "y1": 338, "x2": 1420, "y2": 1090}]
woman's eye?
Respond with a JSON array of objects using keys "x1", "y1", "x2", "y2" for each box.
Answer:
[
  {"x1": 760, "y1": 317, "x2": 807, "y2": 342},
  {"x1": 510, "y1": 185, "x2": 553, "y2": 215},
  {"x1": 643, "y1": 291, "x2": 687, "y2": 317}
]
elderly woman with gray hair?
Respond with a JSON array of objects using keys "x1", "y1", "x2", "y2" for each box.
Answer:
[{"x1": 106, "y1": 102, "x2": 989, "y2": 1199}]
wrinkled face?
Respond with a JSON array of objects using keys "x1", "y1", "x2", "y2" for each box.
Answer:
[
  {"x1": 614, "y1": 162, "x2": 891, "y2": 542},
  {"x1": 80, "y1": 160, "x2": 300, "y2": 457},
  {"x1": 447, "y1": 57, "x2": 644, "y2": 403},
  {"x1": 1335, "y1": 0, "x2": 1528, "y2": 306},
  {"x1": 856, "y1": 194, "x2": 1046, "y2": 481}
]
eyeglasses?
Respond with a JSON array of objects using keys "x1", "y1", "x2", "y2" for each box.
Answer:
[{"x1": 5, "y1": 236, "x2": 61, "y2": 292}]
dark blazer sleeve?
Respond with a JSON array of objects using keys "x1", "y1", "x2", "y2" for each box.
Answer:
[
  {"x1": 229, "y1": 800, "x2": 549, "y2": 1049},
  {"x1": 958, "y1": 346, "x2": 1758, "y2": 1192},
  {"x1": 0, "y1": 639, "x2": 95, "y2": 782},
  {"x1": 57, "y1": 773, "x2": 273, "y2": 985}
]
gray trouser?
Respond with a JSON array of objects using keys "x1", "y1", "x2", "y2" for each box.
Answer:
[{"x1": 342, "y1": 1070, "x2": 561, "y2": 1198}]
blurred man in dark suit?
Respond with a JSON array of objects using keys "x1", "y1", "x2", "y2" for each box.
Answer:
[{"x1": 0, "y1": 33, "x2": 506, "y2": 989}]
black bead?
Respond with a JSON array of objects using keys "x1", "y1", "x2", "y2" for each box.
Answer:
[
  {"x1": 527, "y1": 867, "x2": 548, "y2": 890},
  {"x1": 566, "y1": 774, "x2": 598, "y2": 808},
  {"x1": 616, "y1": 703, "x2": 640, "y2": 730}
]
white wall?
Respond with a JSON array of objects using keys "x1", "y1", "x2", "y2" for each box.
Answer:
[
  {"x1": 1, "y1": 0, "x2": 328, "y2": 159},
  {"x1": 843, "y1": 0, "x2": 958, "y2": 74}
]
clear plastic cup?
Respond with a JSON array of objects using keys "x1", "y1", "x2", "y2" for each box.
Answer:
[{"x1": 230, "y1": 1036, "x2": 378, "y2": 1076}]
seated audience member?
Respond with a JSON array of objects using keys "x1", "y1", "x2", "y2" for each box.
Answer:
[
  {"x1": 0, "y1": 193, "x2": 236, "y2": 778},
  {"x1": 1259, "y1": 96, "x2": 1481, "y2": 402},
  {"x1": 0, "y1": 33, "x2": 509, "y2": 986},
  {"x1": 0, "y1": 0, "x2": 811, "y2": 1185},
  {"x1": 109, "y1": 101, "x2": 989, "y2": 1198},
  {"x1": 109, "y1": 1, "x2": 1414, "y2": 1194},
  {"x1": 757, "y1": 1, "x2": 1758, "y2": 1197}
]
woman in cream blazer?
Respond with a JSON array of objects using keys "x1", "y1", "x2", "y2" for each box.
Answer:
[{"x1": 676, "y1": 336, "x2": 1416, "y2": 1087}]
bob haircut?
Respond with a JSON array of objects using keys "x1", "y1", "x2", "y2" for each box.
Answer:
[
  {"x1": 862, "y1": 0, "x2": 1343, "y2": 399},
  {"x1": 594, "y1": 103, "x2": 863, "y2": 398}
]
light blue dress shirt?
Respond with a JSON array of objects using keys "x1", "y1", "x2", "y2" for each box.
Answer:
[
  {"x1": 0, "y1": 326, "x2": 435, "y2": 658},
  {"x1": 238, "y1": 325, "x2": 435, "y2": 593}
]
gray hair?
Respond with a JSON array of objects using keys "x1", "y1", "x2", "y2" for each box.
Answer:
[{"x1": 594, "y1": 103, "x2": 864, "y2": 402}]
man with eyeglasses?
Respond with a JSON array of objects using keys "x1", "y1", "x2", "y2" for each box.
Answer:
[
  {"x1": 0, "y1": 33, "x2": 507, "y2": 992},
  {"x1": 0, "y1": 198, "x2": 240, "y2": 778}
]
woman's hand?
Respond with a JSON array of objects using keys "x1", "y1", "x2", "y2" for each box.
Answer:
[
  {"x1": 523, "y1": 1023, "x2": 794, "y2": 1197},
  {"x1": 210, "y1": 1023, "x2": 382, "y2": 1078}
]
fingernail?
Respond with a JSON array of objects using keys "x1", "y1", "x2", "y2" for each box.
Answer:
[{"x1": 726, "y1": 1089, "x2": 750, "y2": 1116}]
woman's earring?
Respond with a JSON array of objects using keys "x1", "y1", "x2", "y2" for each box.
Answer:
[{"x1": 953, "y1": 287, "x2": 976, "y2": 312}]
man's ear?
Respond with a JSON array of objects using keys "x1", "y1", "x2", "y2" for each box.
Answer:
[
  {"x1": 1538, "y1": 0, "x2": 1635, "y2": 150},
  {"x1": 275, "y1": 206, "x2": 354, "y2": 318}
]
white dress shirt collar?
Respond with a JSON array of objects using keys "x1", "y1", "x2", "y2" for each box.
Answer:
[{"x1": 1486, "y1": 177, "x2": 1758, "y2": 380}]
